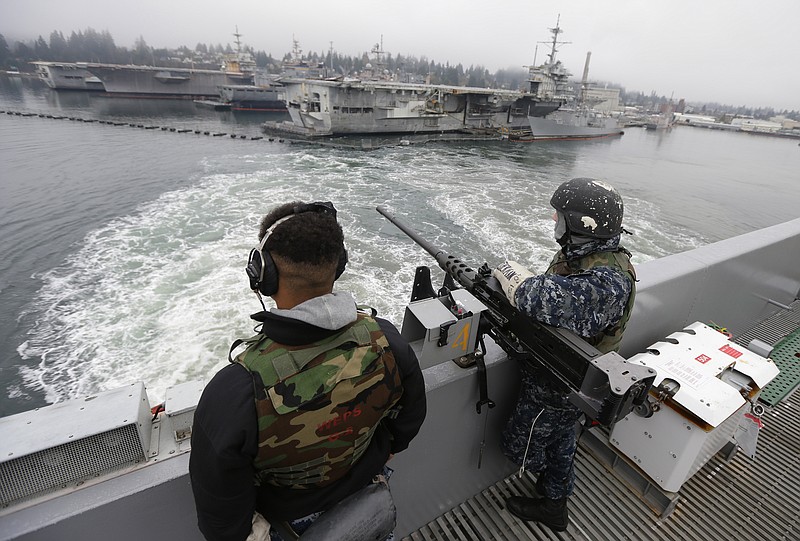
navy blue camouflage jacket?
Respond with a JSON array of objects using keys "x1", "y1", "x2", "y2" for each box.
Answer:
[{"x1": 513, "y1": 235, "x2": 633, "y2": 339}]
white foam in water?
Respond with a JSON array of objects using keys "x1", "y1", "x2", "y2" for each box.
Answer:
[{"x1": 17, "y1": 145, "x2": 703, "y2": 405}]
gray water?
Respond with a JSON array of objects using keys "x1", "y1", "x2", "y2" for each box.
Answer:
[{"x1": 1, "y1": 74, "x2": 799, "y2": 417}]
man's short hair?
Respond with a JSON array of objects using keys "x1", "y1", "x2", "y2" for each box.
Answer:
[{"x1": 258, "y1": 202, "x2": 345, "y2": 287}]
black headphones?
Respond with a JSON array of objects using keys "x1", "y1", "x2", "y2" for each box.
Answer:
[{"x1": 245, "y1": 201, "x2": 348, "y2": 296}]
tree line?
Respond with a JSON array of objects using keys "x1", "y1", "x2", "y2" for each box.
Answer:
[
  {"x1": 0, "y1": 29, "x2": 254, "y2": 69},
  {"x1": 1, "y1": 28, "x2": 796, "y2": 120},
  {"x1": 0, "y1": 28, "x2": 522, "y2": 89}
]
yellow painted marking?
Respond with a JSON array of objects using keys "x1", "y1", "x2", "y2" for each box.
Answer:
[{"x1": 452, "y1": 323, "x2": 471, "y2": 352}]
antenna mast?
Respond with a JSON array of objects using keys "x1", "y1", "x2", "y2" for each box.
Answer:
[
  {"x1": 537, "y1": 14, "x2": 571, "y2": 65},
  {"x1": 233, "y1": 26, "x2": 243, "y2": 53}
]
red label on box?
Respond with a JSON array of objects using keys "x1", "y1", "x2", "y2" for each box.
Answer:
[
  {"x1": 719, "y1": 344, "x2": 743, "y2": 358},
  {"x1": 695, "y1": 354, "x2": 712, "y2": 364}
]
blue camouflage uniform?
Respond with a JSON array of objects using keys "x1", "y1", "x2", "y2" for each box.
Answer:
[{"x1": 501, "y1": 235, "x2": 634, "y2": 500}]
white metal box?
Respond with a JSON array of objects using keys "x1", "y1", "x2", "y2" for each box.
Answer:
[
  {"x1": 0, "y1": 382, "x2": 152, "y2": 507},
  {"x1": 609, "y1": 322, "x2": 779, "y2": 492}
]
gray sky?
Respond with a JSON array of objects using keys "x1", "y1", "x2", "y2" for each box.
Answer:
[{"x1": 3, "y1": 0, "x2": 799, "y2": 111}]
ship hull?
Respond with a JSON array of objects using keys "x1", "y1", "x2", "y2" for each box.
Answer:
[
  {"x1": 87, "y1": 64, "x2": 253, "y2": 98},
  {"x1": 520, "y1": 111, "x2": 625, "y2": 141},
  {"x1": 218, "y1": 84, "x2": 286, "y2": 111},
  {"x1": 278, "y1": 78, "x2": 562, "y2": 136}
]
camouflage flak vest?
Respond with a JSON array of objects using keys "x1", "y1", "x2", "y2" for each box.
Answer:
[
  {"x1": 234, "y1": 314, "x2": 404, "y2": 489},
  {"x1": 546, "y1": 247, "x2": 636, "y2": 353}
]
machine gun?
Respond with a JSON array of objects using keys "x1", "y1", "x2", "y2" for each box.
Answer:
[{"x1": 377, "y1": 206, "x2": 655, "y2": 426}]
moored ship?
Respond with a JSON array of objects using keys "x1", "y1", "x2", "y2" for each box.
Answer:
[
  {"x1": 645, "y1": 100, "x2": 677, "y2": 130},
  {"x1": 272, "y1": 77, "x2": 565, "y2": 137},
  {"x1": 86, "y1": 62, "x2": 252, "y2": 99},
  {"x1": 30, "y1": 58, "x2": 255, "y2": 99},
  {"x1": 217, "y1": 83, "x2": 286, "y2": 111},
  {"x1": 522, "y1": 109, "x2": 624, "y2": 141},
  {"x1": 516, "y1": 43, "x2": 624, "y2": 141},
  {"x1": 31, "y1": 28, "x2": 258, "y2": 99},
  {"x1": 266, "y1": 22, "x2": 574, "y2": 137},
  {"x1": 212, "y1": 40, "x2": 328, "y2": 112}
]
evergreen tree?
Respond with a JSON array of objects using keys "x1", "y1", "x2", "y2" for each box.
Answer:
[
  {"x1": 255, "y1": 50, "x2": 269, "y2": 68},
  {"x1": 82, "y1": 28, "x2": 103, "y2": 61},
  {"x1": 49, "y1": 31, "x2": 68, "y2": 60},
  {"x1": 67, "y1": 31, "x2": 83, "y2": 61},
  {"x1": 0, "y1": 34, "x2": 10, "y2": 68},
  {"x1": 99, "y1": 30, "x2": 117, "y2": 63},
  {"x1": 133, "y1": 35, "x2": 151, "y2": 64},
  {"x1": 14, "y1": 42, "x2": 33, "y2": 62},
  {"x1": 34, "y1": 36, "x2": 49, "y2": 60}
]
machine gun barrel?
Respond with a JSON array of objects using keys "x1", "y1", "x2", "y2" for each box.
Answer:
[
  {"x1": 377, "y1": 205, "x2": 656, "y2": 426},
  {"x1": 377, "y1": 206, "x2": 477, "y2": 289}
]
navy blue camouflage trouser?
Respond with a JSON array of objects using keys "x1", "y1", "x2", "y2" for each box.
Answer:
[{"x1": 501, "y1": 366, "x2": 582, "y2": 500}]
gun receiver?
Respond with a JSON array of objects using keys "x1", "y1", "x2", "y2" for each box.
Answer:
[{"x1": 377, "y1": 206, "x2": 655, "y2": 426}]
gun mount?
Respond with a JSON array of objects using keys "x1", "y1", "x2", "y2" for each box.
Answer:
[{"x1": 377, "y1": 205, "x2": 655, "y2": 426}]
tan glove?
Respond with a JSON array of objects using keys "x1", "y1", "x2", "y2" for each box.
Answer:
[{"x1": 492, "y1": 261, "x2": 535, "y2": 304}]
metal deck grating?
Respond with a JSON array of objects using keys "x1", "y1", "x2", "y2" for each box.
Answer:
[
  {"x1": 405, "y1": 302, "x2": 800, "y2": 541},
  {"x1": 735, "y1": 299, "x2": 800, "y2": 406},
  {"x1": 758, "y1": 327, "x2": 800, "y2": 406},
  {"x1": 405, "y1": 389, "x2": 800, "y2": 541}
]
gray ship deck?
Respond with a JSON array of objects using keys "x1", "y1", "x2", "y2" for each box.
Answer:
[
  {"x1": 1, "y1": 219, "x2": 798, "y2": 541},
  {"x1": 404, "y1": 301, "x2": 800, "y2": 540}
]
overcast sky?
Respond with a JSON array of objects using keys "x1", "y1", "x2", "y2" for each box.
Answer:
[{"x1": 3, "y1": 0, "x2": 799, "y2": 111}]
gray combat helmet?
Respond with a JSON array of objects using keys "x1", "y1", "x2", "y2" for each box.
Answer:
[{"x1": 550, "y1": 177, "x2": 624, "y2": 239}]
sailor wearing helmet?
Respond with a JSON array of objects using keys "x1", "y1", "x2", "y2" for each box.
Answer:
[{"x1": 492, "y1": 178, "x2": 636, "y2": 532}]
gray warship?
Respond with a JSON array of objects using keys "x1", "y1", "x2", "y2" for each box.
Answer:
[
  {"x1": 265, "y1": 23, "x2": 575, "y2": 137},
  {"x1": 217, "y1": 82, "x2": 286, "y2": 111},
  {"x1": 521, "y1": 50, "x2": 625, "y2": 141},
  {"x1": 525, "y1": 111, "x2": 624, "y2": 141},
  {"x1": 211, "y1": 40, "x2": 325, "y2": 112},
  {"x1": 31, "y1": 29, "x2": 257, "y2": 99}
]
